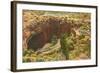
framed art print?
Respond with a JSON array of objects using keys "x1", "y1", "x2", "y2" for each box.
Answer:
[{"x1": 11, "y1": 1, "x2": 98, "y2": 72}]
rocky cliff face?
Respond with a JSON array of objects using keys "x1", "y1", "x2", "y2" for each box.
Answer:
[
  {"x1": 23, "y1": 16, "x2": 71, "y2": 51},
  {"x1": 23, "y1": 10, "x2": 91, "y2": 62}
]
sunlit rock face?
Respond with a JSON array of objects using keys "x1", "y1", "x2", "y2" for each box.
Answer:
[{"x1": 23, "y1": 16, "x2": 71, "y2": 51}]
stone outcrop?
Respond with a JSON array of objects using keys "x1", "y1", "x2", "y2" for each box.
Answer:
[{"x1": 23, "y1": 16, "x2": 71, "y2": 51}]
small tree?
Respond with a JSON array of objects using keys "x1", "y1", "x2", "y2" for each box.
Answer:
[
  {"x1": 51, "y1": 35, "x2": 57, "y2": 46},
  {"x1": 60, "y1": 33, "x2": 70, "y2": 60}
]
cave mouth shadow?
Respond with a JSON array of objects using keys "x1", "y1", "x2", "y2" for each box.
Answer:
[{"x1": 26, "y1": 30, "x2": 71, "y2": 52}]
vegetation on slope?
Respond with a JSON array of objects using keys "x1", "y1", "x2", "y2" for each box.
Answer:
[{"x1": 23, "y1": 10, "x2": 91, "y2": 62}]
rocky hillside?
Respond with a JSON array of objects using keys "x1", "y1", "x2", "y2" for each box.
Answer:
[{"x1": 22, "y1": 10, "x2": 91, "y2": 62}]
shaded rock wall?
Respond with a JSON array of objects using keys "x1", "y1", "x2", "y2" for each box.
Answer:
[{"x1": 23, "y1": 16, "x2": 71, "y2": 51}]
